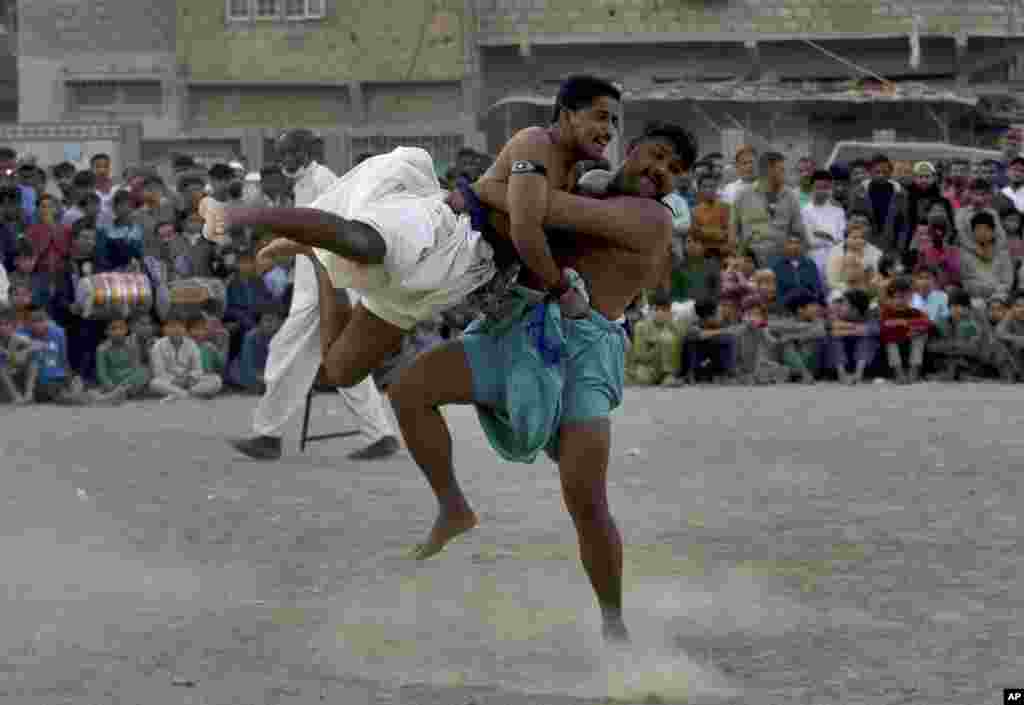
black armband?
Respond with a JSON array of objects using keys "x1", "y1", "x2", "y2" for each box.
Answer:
[{"x1": 510, "y1": 160, "x2": 547, "y2": 177}]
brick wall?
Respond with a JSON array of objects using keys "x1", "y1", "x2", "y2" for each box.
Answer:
[
  {"x1": 177, "y1": 0, "x2": 467, "y2": 83},
  {"x1": 476, "y1": 0, "x2": 1022, "y2": 41}
]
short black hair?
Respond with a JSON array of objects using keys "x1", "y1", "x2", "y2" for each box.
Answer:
[
  {"x1": 0, "y1": 147, "x2": 15, "y2": 161},
  {"x1": 172, "y1": 155, "x2": 198, "y2": 171},
  {"x1": 142, "y1": 175, "x2": 164, "y2": 188},
  {"x1": 208, "y1": 163, "x2": 235, "y2": 180},
  {"x1": 970, "y1": 177, "x2": 992, "y2": 192},
  {"x1": 811, "y1": 169, "x2": 833, "y2": 183},
  {"x1": 888, "y1": 275, "x2": 913, "y2": 294},
  {"x1": 90, "y1": 153, "x2": 111, "y2": 166},
  {"x1": 870, "y1": 153, "x2": 890, "y2": 167},
  {"x1": 693, "y1": 297, "x2": 718, "y2": 321},
  {"x1": 72, "y1": 171, "x2": 96, "y2": 189},
  {"x1": 52, "y1": 162, "x2": 76, "y2": 178},
  {"x1": 552, "y1": 74, "x2": 621, "y2": 123},
  {"x1": 877, "y1": 253, "x2": 900, "y2": 277},
  {"x1": 783, "y1": 287, "x2": 818, "y2": 314},
  {"x1": 112, "y1": 189, "x2": 135, "y2": 207},
  {"x1": 0, "y1": 185, "x2": 19, "y2": 202},
  {"x1": 843, "y1": 289, "x2": 871, "y2": 317},
  {"x1": 948, "y1": 288, "x2": 972, "y2": 308},
  {"x1": 630, "y1": 121, "x2": 698, "y2": 171},
  {"x1": 77, "y1": 191, "x2": 100, "y2": 207},
  {"x1": 971, "y1": 211, "x2": 997, "y2": 231}
]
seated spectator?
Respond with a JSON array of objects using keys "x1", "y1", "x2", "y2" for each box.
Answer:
[
  {"x1": 910, "y1": 217, "x2": 961, "y2": 290},
  {"x1": 752, "y1": 268, "x2": 786, "y2": 316},
  {"x1": 732, "y1": 294, "x2": 790, "y2": 385},
  {"x1": 801, "y1": 169, "x2": 846, "y2": 277},
  {"x1": 719, "y1": 254, "x2": 754, "y2": 307},
  {"x1": 995, "y1": 292, "x2": 1024, "y2": 380},
  {"x1": 825, "y1": 213, "x2": 883, "y2": 291},
  {"x1": 226, "y1": 306, "x2": 283, "y2": 393},
  {"x1": 736, "y1": 248, "x2": 758, "y2": 279},
  {"x1": 668, "y1": 236, "x2": 720, "y2": 323},
  {"x1": 131, "y1": 313, "x2": 158, "y2": 370},
  {"x1": 956, "y1": 178, "x2": 1008, "y2": 249},
  {"x1": 770, "y1": 288, "x2": 828, "y2": 384},
  {"x1": 224, "y1": 248, "x2": 282, "y2": 359},
  {"x1": 830, "y1": 253, "x2": 878, "y2": 304},
  {"x1": 625, "y1": 291, "x2": 684, "y2": 386},
  {"x1": 771, "y1": 233, "x2": 826, "y2": 306},
  {"x1": 95, "y1": 318, "x2": 151, "y2": 401},
  {"x1": 879, "y1": 276, "x2": 932, "y2": 384},
  {"x1": 911, "y1": 265, "x2": 950, "y2": 323},
  {"x1": 9, "y1": 282, "x2": 32, "y2": 327},
  {"x1": 680, "y1": 298, "x2": 740, "y2": 384},
  {"x1": 0, "y1": 306, "x2": 34, "y2": 404},
  {"x1": 149, "y1": 313, "x2": 222, "y2": 400},
  {"x1": 188, "y1": 316, "x2": 226, "y2": 379},
  {"x1": 871, "y1": 253, "x2": 904, "y2": 310},
  {"x1": 961, "y1": 211, "x2": 1014, "y2": 305},
  {"x1": 95, "y1": 190, "x2": 144, "y2": 272},
  {"x1": 930, "y1": 288, "x2": 1017, "y2": 382},
  {"x1": 829, "y1": 289, "x2": 878, "y2": 385},
  {"x1": 689, "y1": 173, "x2": 731, "y2": 259},
  {"x1": 19, "y1": 306, "x2": 91, "y2": 404}
]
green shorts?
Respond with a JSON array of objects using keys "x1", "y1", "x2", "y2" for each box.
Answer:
[{"x1": 461, "y1": 292, "x2": 627, "y2": 464}]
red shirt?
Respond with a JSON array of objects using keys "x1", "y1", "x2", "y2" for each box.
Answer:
[
  {"x1": 27, "y1": 223, "x2": 73, "y2": 274},
  {"x1": 879, "y1": 303, "x2": 932, "y2": 345}
]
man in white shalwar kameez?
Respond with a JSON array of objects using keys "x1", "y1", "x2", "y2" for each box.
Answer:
[{"x1": 226, "y1": 130, "x2": 398, "y2": 461}]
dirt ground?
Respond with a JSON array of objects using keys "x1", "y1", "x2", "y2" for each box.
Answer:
[{"x1": 0, "y1": 382, "x2": 1020, "y2": 704}]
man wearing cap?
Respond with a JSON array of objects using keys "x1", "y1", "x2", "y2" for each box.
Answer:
[
  {"x1": 228, "y1": 128, "x2": 399, "y2": 462},
  {"x1": 907, "y1": 161, "x2": 954, "y2": 231}
]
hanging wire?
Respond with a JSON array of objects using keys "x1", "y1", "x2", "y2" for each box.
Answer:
[{"x1": 801, "y1": 38, "x2": 896, "y2": 90}]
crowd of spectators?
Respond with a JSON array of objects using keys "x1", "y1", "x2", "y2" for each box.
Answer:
[
  {"x1": 626, "y1": 146, "x2": 1024, "y2": 386},
  {"x1": 0, "y1": 145, "x2": 491, "y2": 407}
]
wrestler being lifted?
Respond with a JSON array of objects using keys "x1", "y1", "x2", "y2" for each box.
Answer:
[{"x1": 199, "y1": 75, "x2": 621, "y2": 388}]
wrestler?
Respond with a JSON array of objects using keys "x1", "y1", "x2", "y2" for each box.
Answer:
[
  {"x1": 203, "y1": 74, "x2": 623, "y2": 389},
  {"x1": 387, "y1": 121, "x2": 698, "y2": 643}
]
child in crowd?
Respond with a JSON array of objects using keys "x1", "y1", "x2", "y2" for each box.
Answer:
[
  {"x1": 995, "y1": 292, "x2": 1024, "y2": 378},
  {"x1": 911, "y1": 265, "x2": 950, "y2": 323},
  {"x1": 188, "y1": 316, "x2": 226, "y2": 380},
  {"x1": 94, "y1": 318, "x2": 151, "y2": 401},
  {"x1": 828, "y1": 289, "x2": 878, "y2": 385},
  {"x1": 879, "y1": 276, "x2": 933, "y2": 384},
  {"x1": 0, "y1": 306, "x2": 35, "y2": 403},
  {"x1": 95, "y1": 190, "x2": 144, "y2": 273},
  {"x1": 681, "y1": 298, "x2": 741, "y2": 385},
  {"x1": 19, "y1": 306, "x2": 91, "y2": 404},
  {"x1": 131, "y1": 313, "x2": 158, "y2": 370},
  {"x1": 149, "y1": 313, "x2": 222, "y2": 400},
  {"x1": 751, "y1": 268, "x2": 786, "y2": 316},
  {"x1": 773, "y1": 288, "x2": 828, "y2": 383},
  {"x1": 719, "y1": 254, "x2": 754, "y2": 305},
  {"x1": 626, "y1": 291, "x2": 684, "y2": 386},
  {"x1": 733, "y1": 294, "x2": 790, "y2": 385},
  {"x1": 226, "y1": 306, "x2": 283, "y2": 394},
  {"x1": 927, "y1": 288, "x2": 987, "y2": 381}
]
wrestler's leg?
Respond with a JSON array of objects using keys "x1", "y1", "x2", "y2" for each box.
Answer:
[
  {"x1": 319, "y1": 303, "x2": 406, "y2": 389},
  {"x1": 389, "y1": 342, "x2": 480, "y2": 559},
  {"x1": 556, "y1": 418, "x2": 628, "y2": 643},
  {"x1": 306, "y1": 254, "x2": 352, "y2": 363}
]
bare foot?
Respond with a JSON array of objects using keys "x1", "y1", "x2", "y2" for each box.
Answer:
[
  {"x1": 258, "y1": 237, "x2": 314, "y2": 265},
  {"x1": 602, "y1": 616, "x2": 631, "y2": 645},
  {"x1": 412, "y1": 509, "x2": 478, "y2": 560}
]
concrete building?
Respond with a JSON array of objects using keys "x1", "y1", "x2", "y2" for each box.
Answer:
[
  {"x1": 474, "y1": 0, "x2": 1024, "y2": 166},
  {"x1": 14, "y1": 0, "x2": 486, "y2": 174}
]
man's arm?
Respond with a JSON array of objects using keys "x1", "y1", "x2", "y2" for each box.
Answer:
[
  {"x1": 474, "y1": 178, "x2": 672, "y2": 254},
  {"x1": 504, "y1": 138, "x2": 565, "y2": 290}
]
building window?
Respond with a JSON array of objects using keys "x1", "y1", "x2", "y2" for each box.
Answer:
[
  {"x1": 227, "y1": 0, "x2": 249, "y2": 20},
  {"x1": 254, "y1": 0, "x2": 281, "y2": 19},
  {"x1": 286, "y1": 0, "x2": 324, "y2": 19},
  {"x1": 67, "y1": 81, "x2": 163, "y2": 116}
]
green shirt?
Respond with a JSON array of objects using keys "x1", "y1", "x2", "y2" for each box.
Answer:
[
  {"x1": 95, "y1": 340, "x2": 144, "y2": 387},
  {"x1": 198, "y1": 342, "x2": 225, "y2": 375}
]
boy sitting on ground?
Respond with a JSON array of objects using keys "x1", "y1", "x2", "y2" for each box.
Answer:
[
  {"x1": 95, "y1": 317, "x2": 151, "y2": 401},
  {"x1": 149, "y1": 312, "x2": 223, "y2": 400},
  {"x1": 0, "y1": 306, "x2": 35, "y2": 404},
  {"x1": 626, "y1": 290, "x2": 685, "y2": 386},
  {"x1": 828, "y1": 289, "x2": 878, "y2": 385},
  {"x1": 879, "y1": 276, "x2": 933, "y2": 384}
]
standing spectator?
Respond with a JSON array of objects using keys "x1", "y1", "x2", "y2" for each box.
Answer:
[
  {"x1": 0, "y1": 306, "x2": 34, "y2": 404},
  {"x1": 910, "y1": 265, "x2": 950, "y2": 323},
  {"x1": 943, "y1": 158, "x2": 971, "y2": 208},
  {"x1": 91, "y1": 153, "x2": 116, "y2": 228},
  {"x1": 801, "y1": 169, "x2": 846, "y2": 277},
  {"x1": 829, "y1": 289, "x2": 877, "y2": 385},
  {"x1": 825, "y1": 213, "x2": 884, "y2": 291},
  {"x1": 226, "y1": 306, "x2": 283, "y2": 394},
  {"x1": 720, "y1": 144, "x2": 757, "y2": 205},
  {"x1": 61, "y1": 172, "x2": 96, "y2": 226},
  {"x1": 257, "y1": 165, "x2": 292, "y2": 208},
  {"x1": 795, "y1": 155, "x2": 817, "y2": 207},
  {"x1": 0, "y1": 185, "x2": 22, "y2": 271},
  {"x1": 689, "y1": 173, "x2": 731, "y2": 259},
  {"x1": 957, "y1": 178, "x2": 1008, "y2": 248},
  {"x1": 848, "y1": 153, "x2": 909, "y2": 256},
  {"x1": 52, "y1": 162, "x2": 77, "y2": 211},
  {"x1": 879, "y1": 276, "x2": 932, "y2": 384},
  {"x1": 906, "y1": 161, "x2": 954, "y2": 232},
  {"x1": 95, "y1": 191, "x2": 144, "y2": 273},
  {"x1": 149, "y1": 313, "x2": 222, "y2": 400},
  {"x1": 69, "y1": 193, "x2": 101, "y2": 274},
  {"x1": 94, "y1": 318, "x2": 150, "y2": 400},
  {"x1": 1001, "y1": 156, "x2": 1024, "y2": 213},
  {"x1": 771, "y1": 233, "x2": 826, "y2": 305},
  {"x1": 15, "y1": 159, "x2": 39, "y2": 226},
  {"x1": 961, "y1": 212, "x2": 1014, "y2": 304},
  {"x1": 848, "y1": 159, "x2": 869, "y2": 190},
  {"x1": 829, "y1": 163, "x2": 852, "y2": 212},
  {"x1": 730, "y1": 151, "x2": 808, "y2": 265},
  {"x1": 135, "y1": 176, "x2": 176, "y2": 247},
  {"x1": 27, "y1": 193, "x2": 72, "y2": 287}
]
